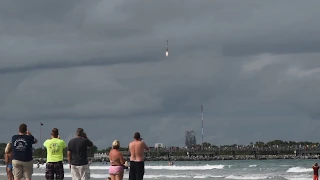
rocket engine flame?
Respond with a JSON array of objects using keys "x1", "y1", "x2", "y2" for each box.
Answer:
[{"x1": 165, "y1": 40, "x2": 168, "y2": 57}]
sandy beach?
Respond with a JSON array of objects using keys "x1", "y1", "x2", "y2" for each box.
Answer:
[
  {"x1": 0, "y1": 175, "x2": 105, "y2": 180},
  {"x1": 0, "y1": 176, "x2": 72, "y2": 180}
]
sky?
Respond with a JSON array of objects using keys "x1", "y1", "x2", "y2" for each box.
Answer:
[{"x1": 1, "y1": 0, "x2": 320, "y2": 149}]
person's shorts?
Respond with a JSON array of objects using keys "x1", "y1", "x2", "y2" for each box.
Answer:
[
  {"x1": 45, "y1": 161, "x2": 64, "y2": 180},
  {"x1": 71, "y1": 164, "x2": 90, "y2": 180},
  {"x1": 12, "y1": 160, "x2": 33, "y2": 179}
]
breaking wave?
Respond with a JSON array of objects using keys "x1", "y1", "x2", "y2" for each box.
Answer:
[{"x1": 286, "y1": 167, "x2": 311, "y2": 173}]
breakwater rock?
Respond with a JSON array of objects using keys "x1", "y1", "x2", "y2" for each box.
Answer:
[{"x1": 92, "y1": 154, "x2": 320, "y2": 162}]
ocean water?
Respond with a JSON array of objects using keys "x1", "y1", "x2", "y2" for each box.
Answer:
[{"x1": 0, "y1": 159, "x2": 317, "y2": 180}]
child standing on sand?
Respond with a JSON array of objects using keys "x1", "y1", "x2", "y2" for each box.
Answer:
[{"x1": 4, "y1": 142, "x2": 13, "y2": 180}]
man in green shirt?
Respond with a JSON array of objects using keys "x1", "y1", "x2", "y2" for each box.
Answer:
[{"x1": 43, "y1": 128, "x2": 66, "y2": 180}]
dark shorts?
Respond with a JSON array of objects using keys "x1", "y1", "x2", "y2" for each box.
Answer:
[
  {"x1": 45, "y1": 162, "x2": 64, "y2": 180},
  {"x1": 129, "y1": 161, "x2": 144, "y2": 180}
]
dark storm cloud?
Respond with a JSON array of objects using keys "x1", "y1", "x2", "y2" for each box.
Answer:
[
  {"x1": 0, "y1": 52, "x2": 163, "y2": 74},
  {"x1": 1, "y1": 0, "x2": 320, "y2": 148}
]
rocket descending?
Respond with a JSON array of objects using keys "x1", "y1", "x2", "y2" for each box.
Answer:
[{"x1": 166, "y1": 40, "x2": 168, "y2": 57}]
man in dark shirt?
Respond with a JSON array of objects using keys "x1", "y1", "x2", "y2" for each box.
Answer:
[
  {"x1": 12, "y1": 123, "x2": 38, "y2": 180},
  {"x1": 313, "y1": 163, "x2": 319, "y2": 180},
  {"x1": 68, "y1": 128, "x2": 93, "y2": 180}
]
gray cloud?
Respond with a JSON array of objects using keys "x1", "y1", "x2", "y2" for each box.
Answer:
[{"x1": 1, "y1": 0, "x2": 320, "y2": 149}]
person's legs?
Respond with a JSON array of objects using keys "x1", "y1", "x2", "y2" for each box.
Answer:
[
  {"x1": 135, "y1": 162, "x2": 144, "y2": 180},
  {"x1": 12, "y1": 160, "x2": 23, "y2": 180},
  {"x1": 23, "y1": 160, "x2": 34, "y2": 180},
  {"x1": 71, "y1": 165, "x2": 81, "y2": 180},
  {"x1": 129, "y1": 162, "x2": 136, "y2": 180},
  {"x1": 9, "y1": 165, "x2": 13, "y2": 180},
  {"x1": 109, "y1": 175, "x2": 115, "y2": 180},
  {"x1": 78, "y1": 164, "x2": 90, "y2": 180},
  {"x1": 45, "y1": 163, "x2": 55, "y2": 180},
  {"x1": 54, "y1": 162, "x2": 64, "y2": 180},
  {"x1": 115, "y1": 171, "x2": 124, "y2": 180},
  {"x1": 6, "y1": 165, "x2": 13, "y2": 180}
]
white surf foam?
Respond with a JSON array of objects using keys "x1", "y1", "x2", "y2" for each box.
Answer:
[
  {"x1": 282, "y1": 174, "x2": 312, "y2": 180},
  {"x1": 144, "y1": 164, "x2": 225, "y2": 170},
  {"x1": 225, "y1": 175, "x2": 268, "y2": 179},
  {"x1": 193, "y1": 175, "x2": 225, "y2": 178},
  {"x1": 284, "y1": 177, "x2": 311, "y2": 180},
  {"x1": 249, "y1": 164, "x2": 258, "y2": 167},
  {"x1": 0, "y1": 164, "x2": 225, "y2": 171},
  {"x1": 45, "y1": 164, "x2": 224, "y2": 170},
  {"x1": 286, "y1": 167, "x2": 311, "y2": 173}
]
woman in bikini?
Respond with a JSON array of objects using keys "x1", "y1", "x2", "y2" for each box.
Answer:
[
  {"x1": 4, "y1": 143, "x2": 13, "y2": 180},
  {"x1": 108, "y1": 140, "x2": 126, "y2": 180}
]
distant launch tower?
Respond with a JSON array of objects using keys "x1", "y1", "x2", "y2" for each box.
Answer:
[{"x1": 201, "y1": 104, "x2": 204, "y2": 146}]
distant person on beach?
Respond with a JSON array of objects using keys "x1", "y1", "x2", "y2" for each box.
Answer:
[
  {"x1": 128, "y1": 132, "x2": 149, "y2": 180},
  {"x1": 68, "y1": 128, "x2": 93, "y2": 180},
  {"x1": 12, "y1": 123, "x2": 38, "y2": 180},
  {"x1": 4, "y1": 142, "x2": 13, "y2": 180},
  {"x1": 43, "y1": 128, "x2": 66, "y2": 180},
  {"x1": 313, "y1": 163, "x2": 319, "y2": 180},
  {"x1": 109, "y1": 140, "x2": 126, "y2": 180},
  {"x1": 124, "y1": 161, "x2": 129, "y2": 169}
]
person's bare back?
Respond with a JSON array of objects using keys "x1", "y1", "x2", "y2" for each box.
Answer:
[
  {"x1": 129, "y1": 132, "x2": 149, "y2": 162},
  {"x1": 129, "y1": 140, "x2": 148, "y2": 161}
]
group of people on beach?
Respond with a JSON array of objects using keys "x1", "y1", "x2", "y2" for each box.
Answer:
[{"x1": 4, "y1": 123, "x2": 149, "y2": 180}]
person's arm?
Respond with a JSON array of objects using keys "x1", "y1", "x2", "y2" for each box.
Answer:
[
  {"x1": 62, "y1": 140, "x2": 67, "y2": 149},
  {"x1": 119, "y1": 152, "x2": 125, "y2": 165},
  {"x1": 43, "y1": 139, "x2": 48, "y2": 148},
  {"x1": 4, "y1": 154, "x2": 8, "y2": 164},
  {"x1": 27, "y1": 131, "x2": 38, "y2": 144},
  {"x1": 143, "y1": 142, "x2": 149, "y2": 151},
  {"x1": 81, "y1": 133, "x2": 93, "y2": 147},
  {"x1": 68, "y1": 151, "x2": 72, "y2": 168},
  {"x1": 67, "y1": 141, "x2": 72, "y2": 169},
  {"x1": 86, "y1": 138, "x2": 93, "y2": 148}
]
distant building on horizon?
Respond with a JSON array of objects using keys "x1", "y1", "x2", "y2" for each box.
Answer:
[
  {"x1": 185, "y1": 131, "x2": 196, "y2": 149},
  {"x1": 155, "y1": 143, "x2": 164, "y2": 148}
]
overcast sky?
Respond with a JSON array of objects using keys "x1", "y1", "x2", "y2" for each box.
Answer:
[{"x1": 1, "y1": 0, "x2": 320, "y2": 149}]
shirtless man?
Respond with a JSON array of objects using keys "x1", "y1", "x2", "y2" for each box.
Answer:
[{"x1": 128, "y1": 132, "x2": 149, "y2": 180}]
